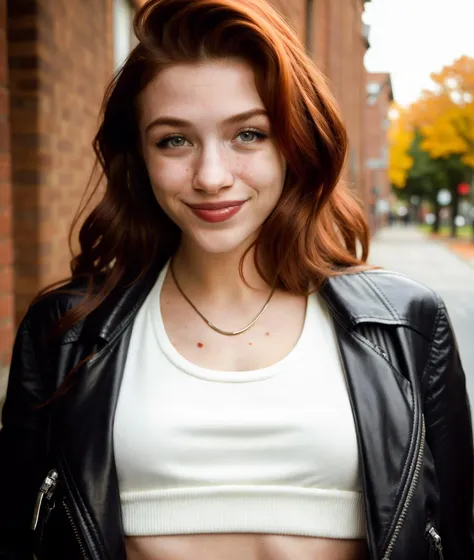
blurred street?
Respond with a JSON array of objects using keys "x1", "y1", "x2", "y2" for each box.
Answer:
[{"x1": 370, "y1": 226, "x2": 474, "y2": 409}]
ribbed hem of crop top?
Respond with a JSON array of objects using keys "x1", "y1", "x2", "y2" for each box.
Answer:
[{"x1": 121, "y1": 486, "x2": 366, "y2": 539}]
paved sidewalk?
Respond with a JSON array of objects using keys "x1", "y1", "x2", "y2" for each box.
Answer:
[
  {"x1": 370, "y1": 226, "x2": 474, "y2": 407},
  {"x1": 446, "y1": 239, "x2": 474, "y2": 269}
]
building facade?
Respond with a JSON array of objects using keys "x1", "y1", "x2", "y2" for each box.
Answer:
[
  {"x1": 364, "y1": 71, "x2": 394, "y2": 231},
  {"x1": 0, "y1": 0, "x2": 370, "y2": 370}
]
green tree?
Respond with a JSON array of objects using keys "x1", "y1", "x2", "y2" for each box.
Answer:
[{"x1": 392, "y1": 129, "x2": 450, "y2": 232}]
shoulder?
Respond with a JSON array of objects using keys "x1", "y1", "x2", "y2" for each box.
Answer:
[
  {"x1": 22, "y1": 273, "x2": 106, "y2": 344},
  {"x1": 323, "y1": 268, "x2": 443, "y2": 340},
  {"x1": 359, "y1": 269, "x2": 442, "y2": 318}
]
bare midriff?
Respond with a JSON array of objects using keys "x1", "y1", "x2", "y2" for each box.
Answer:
[{"x1": 125, "y1": 534, "x2": 368, "y2": 560}]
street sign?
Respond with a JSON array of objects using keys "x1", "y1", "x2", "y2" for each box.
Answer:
[{"x1": 437, "y1": 189, "x2": 452, "y2": 206}]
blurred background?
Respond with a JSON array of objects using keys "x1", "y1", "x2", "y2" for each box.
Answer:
[{"x1": 0, "y1": 0, "x2": 473, "y2": 406}]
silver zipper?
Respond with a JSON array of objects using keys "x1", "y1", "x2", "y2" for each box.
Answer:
[
  {"x1": 375, "y1": 345, "x2": 388, "y2": 360},
  {"x1": 426, "y1": 525, "x2": 445, "y2": 560},
  {"x1": 382, "y1": 415, "x2": 426, "y2": 559},
  {"x1": 63, "y1": 499, "x2": 91, "y2": 560},
  {"x1": 31, "y1": 469, "x2": 58, "y2": 531}
]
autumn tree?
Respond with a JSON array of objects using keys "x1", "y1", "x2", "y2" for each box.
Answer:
[
  {"x1": 388, "y1": 104, "x2": 414, "y2": 189},
  {"x1": 389, "y1": 56, "x2": 474, "y2": 238},
  {"x1": 415, "y1": 57, "x2": 474, "y2": 237}
]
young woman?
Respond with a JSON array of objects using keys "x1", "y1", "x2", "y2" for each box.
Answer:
[{"x1": 0, "y1": 0, "x2": 472, "y2": 559}]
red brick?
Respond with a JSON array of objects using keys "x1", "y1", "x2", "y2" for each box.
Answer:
[
  {"x1": 0, "y1": 119, "x2": 8, "y2": 153},
  {"x1": 0, "y1": 31, "x2": 5, "y2": 85},
  {"x1": 0, "y1": 206, "x2": 11, "y2": 237},
  {"x1": 0, "y1": 86, "x2": 7, "y2": 116},
  {"x1": 14, "y1": 274, "x2": 39, "y2": 297},
  {"x1": 0, "y1": 293, "x2": 13, "y2": 321},
  {"x1": 0, "y1": 0, "x2": 6, "y2": 31},
  {"x1": 0, "y1": 264, "x2": 13, "y2": 294},
  {"x1": 0, "y1": 324, "x2": 14, "y2": 365},
  {"x1": 0, "y1": 238, "x2": 12, "y2": 266},
  {"x1": 0, "y1": 153, "x2": 10, "y2": 183},
  {"x1": 0, "y1": 182, "x2": 11, "y2": 207}
]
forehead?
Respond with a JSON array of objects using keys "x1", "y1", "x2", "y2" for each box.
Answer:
[{"x1": 138, "y1": 59, "x2": 266, "y2": 124}]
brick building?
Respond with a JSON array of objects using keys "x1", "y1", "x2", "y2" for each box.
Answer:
[
  {"x1": 0, "y1": 0, "x2": 370, "y2": 371},
  {"x1": 364, "y1": 72, "x2": 394, "y2": 230}
]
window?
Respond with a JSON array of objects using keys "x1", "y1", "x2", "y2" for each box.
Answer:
[
  {"x1": 366, "y1": 82, "x2": 379, "y2": 106},
  {"x1": 113, "y1": 0, "x2": 138, "y2": 70},
  {"x1": 366, "y1": 82, "x2": 379, "y2": 96}
]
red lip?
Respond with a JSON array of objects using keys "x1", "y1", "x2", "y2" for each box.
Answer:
[
  {"x1": 186, "y1": 200, "x2": 247, "y2": 210},
  {"x1": 187, "y1": 200, "x2": 247, "y2": 223}
]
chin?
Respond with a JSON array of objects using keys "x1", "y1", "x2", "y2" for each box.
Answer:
[{"x1": 185, "y1": 227, "x2": 257, "y2": 256}]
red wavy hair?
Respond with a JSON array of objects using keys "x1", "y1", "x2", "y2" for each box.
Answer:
[{"x1": 41, "y1": 0, "x2": 370, "y2": 330}]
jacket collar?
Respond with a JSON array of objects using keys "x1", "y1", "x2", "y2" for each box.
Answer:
[
  {"x1": 84, "y1": 265, "x2": 414, "y2": 345},
  {"x1": 321, "y1": 269, "x2": 434, "y2": 339},
  {"x1": 82, "y1": 260, "x2": 166, "y2": 343},
  {"x1": 321, "y1": 271, "x2": 400, "y2": 328}
]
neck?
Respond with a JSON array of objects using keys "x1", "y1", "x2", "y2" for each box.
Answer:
[{"x1": 172, "y1": 239, "x2": 270, "y2": 301}]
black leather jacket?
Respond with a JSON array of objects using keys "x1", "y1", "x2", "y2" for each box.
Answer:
[{"x1": 0, "y1": 265, "x2": 473, "y2": 560}]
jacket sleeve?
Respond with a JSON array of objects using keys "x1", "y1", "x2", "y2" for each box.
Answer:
[
  {"x1": 423, "y1": 295, "x2": 474, "y2": 558},
  {"x1": 0, "y1": 317, "x2": 50, "y2": 560}
]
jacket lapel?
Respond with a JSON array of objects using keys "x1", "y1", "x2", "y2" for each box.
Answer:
[
  {"x1": 329, "y1": 317, "x2": 415, "y2": 557},
  {"x1": 321, "y1": 273, "x2": 419, "y2": 557},
  {"x1": 54, "y1": 265, "x2": 163, "y2": 559},
  {"x1": 56, "y1": 329, "x2": 132, "y2": 559}
]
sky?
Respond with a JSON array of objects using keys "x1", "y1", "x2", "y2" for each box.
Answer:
[{"x1": 363, "y1": 0, "x2": 474, "y2": 106}]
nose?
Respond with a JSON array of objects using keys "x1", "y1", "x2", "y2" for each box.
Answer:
[{"x1": 193, "y1": 144, "x2": 234, "y2": 194}]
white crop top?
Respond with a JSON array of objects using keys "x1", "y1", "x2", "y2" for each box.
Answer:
[{"x1": 113, "y1": 263, "x2": 366, "y2": 539}]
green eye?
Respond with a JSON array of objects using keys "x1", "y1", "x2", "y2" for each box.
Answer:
[
  {"x1": 237, "y1": 129, "x2": 268, "y2": 143},
  {"x1": 157, "y1": 135, "x2": 188, "y2": 149},
  {"x1": 239, "y1": 131, "x2": 257, "y2": 142}
]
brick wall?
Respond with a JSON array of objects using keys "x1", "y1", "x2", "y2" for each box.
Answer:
[
  {"x1": 265, "y1": 1, "x2": 369, "y2": 212},
  {"x1": 319, "y1": 0, "x2": 369, "y2": 210},
  {"x1": 0, "y1": 0, "x2": 13, "y2": 368},
  {"x1": 365, "y1": 72, "x2": 393, "y2": 230},
  {"x1": 278, "y1": 0, "x2": 369, "y2": 212},
  {"x1": 8, "y1": 0, "x2": 113, "y2": 325}
]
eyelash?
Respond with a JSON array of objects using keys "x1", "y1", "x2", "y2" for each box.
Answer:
[
  {"x1": 155, "y1": 127, "x2": 269, "y2": 149},
  {"x1": 237, "y1": 128, "x2": 268, "y2": 143}
]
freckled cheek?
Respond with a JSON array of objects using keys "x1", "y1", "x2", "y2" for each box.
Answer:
[
  {"x1": 147, "y1": 160, "x2": 193, "y2": 199},
  {"x1": 237, "y1": 153, "x2": 285, "y2": 195}
]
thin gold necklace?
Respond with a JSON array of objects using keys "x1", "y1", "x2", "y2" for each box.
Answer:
[{"x1": 170, "y1": 260, "x2": 276, "y2": 336}]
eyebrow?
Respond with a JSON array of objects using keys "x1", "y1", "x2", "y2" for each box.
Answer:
[{"x1": 145, "y1": 108, "x2": 269, "y2": 134}]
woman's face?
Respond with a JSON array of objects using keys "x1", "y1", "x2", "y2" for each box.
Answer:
[{"x1": 138, "y1": 58, "x2": 286, "y2": 255}]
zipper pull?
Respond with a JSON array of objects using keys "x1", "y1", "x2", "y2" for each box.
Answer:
[
  {"x1": 375, "y1": 345, "x2": 388, "y2": 360},
  {"x1": 426, "y1": 525, "x2": 444, "y2": 560},
  {"x1": 31, "y1": 469, "x2": 58, "y2": 531}
]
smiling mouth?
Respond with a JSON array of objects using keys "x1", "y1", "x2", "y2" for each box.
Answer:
[{"x1": 186, "y1": 200, "x2": 247, "y2": 223}]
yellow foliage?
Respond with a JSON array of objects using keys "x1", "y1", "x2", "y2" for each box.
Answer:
[
  {"x1": 462, "y1": 152, "x2": 474, "y2": 167},
  {"x1": 416, "y1": 57, "x2": 474, "y2": 167},
  {"x1": 388, "y1": 56, "x2": 474, "y2": 191},
  {"x1": 388, "y1": 105, "x2": 414, "y2": 188}
]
